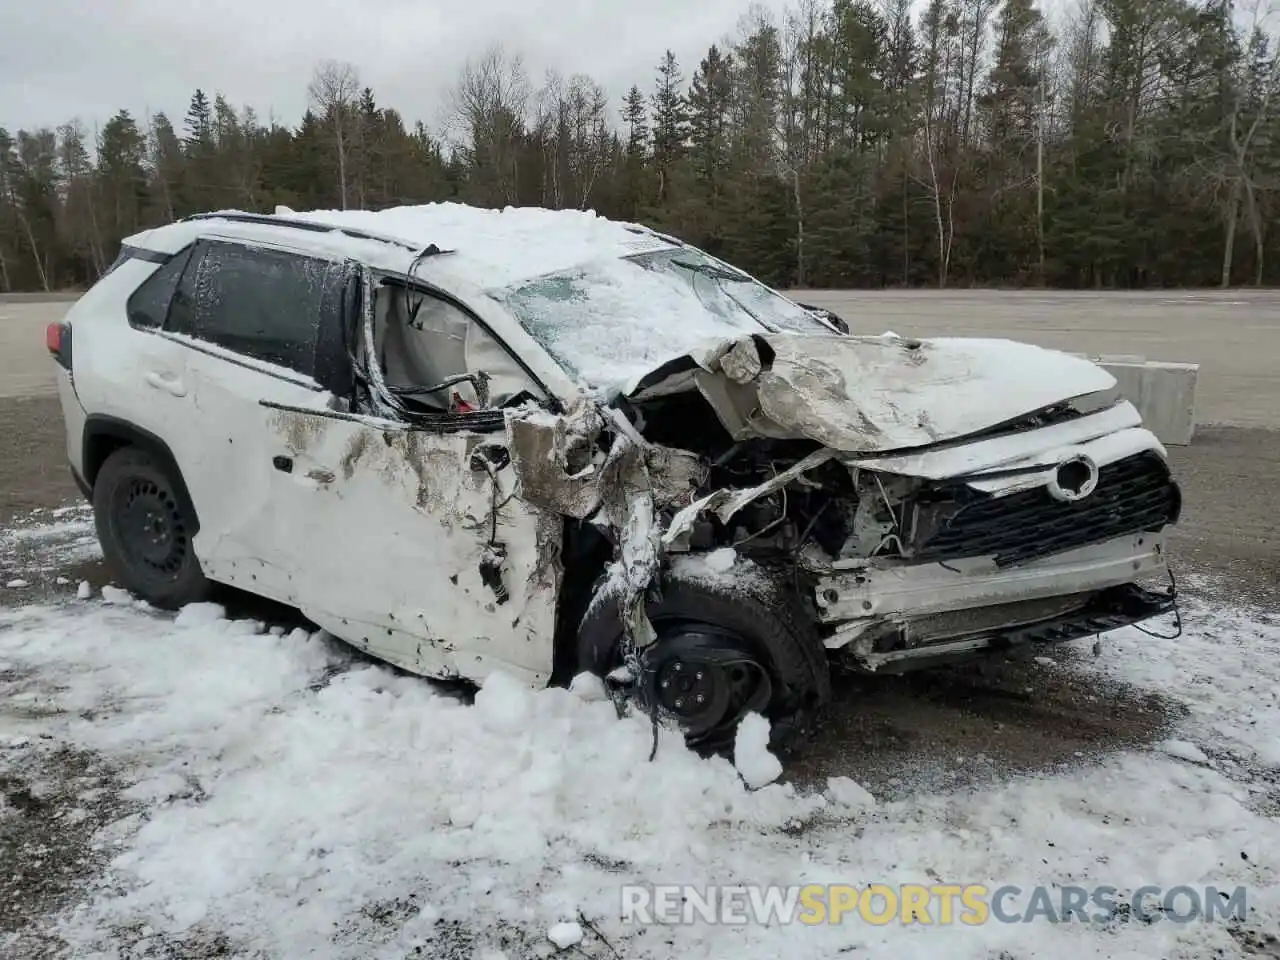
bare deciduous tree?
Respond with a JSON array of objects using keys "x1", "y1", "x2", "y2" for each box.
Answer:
[
  {"x1": 535, "y1": 71, "x2": 610, "y2": 210},
  {"x1": 308, "y1": 60, "x2": 361, "y2": 209},
  {"x1": 448, "y1": 45, "x2": 531, "y2": 206},
  {"x1": 1217, "y1": 0, "x2": 1280, "y2": 285}
]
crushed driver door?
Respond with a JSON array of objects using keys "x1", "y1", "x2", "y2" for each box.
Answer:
[{"x1": 255, "y1": 401, "x2": 562, "y2": 687}]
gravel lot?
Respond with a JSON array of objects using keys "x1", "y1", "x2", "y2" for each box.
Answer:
[{"x1": 1, "y1": 291, "x2": 1277, "y2": 955}]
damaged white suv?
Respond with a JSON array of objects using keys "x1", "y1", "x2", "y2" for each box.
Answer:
[{"x1": 48, "y1": 203, "x2": 1180, "y2": 748}]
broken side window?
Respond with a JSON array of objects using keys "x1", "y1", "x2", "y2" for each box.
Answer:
[{"x1": 375, "y1": 285, "x2": 543, "y2": 412}]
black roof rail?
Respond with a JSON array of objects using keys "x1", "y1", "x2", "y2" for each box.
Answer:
[{"x1": 182, "y1": 211, "x2": 430, "y2": 254}]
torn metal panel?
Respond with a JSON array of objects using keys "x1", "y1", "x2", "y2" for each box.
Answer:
[
  {"x1": 505, "y1": 405, "x2": 607, "y2": 520},
  {"x1": 505, "y1": 399, "x2": 668, "y2": 659},
  {"x1": 717, "y1": 336, "x2": 764, "y2": 383},
  {"x1": 661, "y1": 490, "x2": 731, "y2": 551},
  {"x1": 644, "y1": 445, "x2": 708, "y2": 510},
  {"x1": 593, "y1": 432, "x2": 662, "y2": 654},
  {"x1": 206, "y1": 406, "x2": 560, "y2": 685},
  {"x1": 714, "y1": 448, "x2": 836, "y2": 522},
  {"x1": 660, "y1": 449, "x2": 834, "y2": 550}
]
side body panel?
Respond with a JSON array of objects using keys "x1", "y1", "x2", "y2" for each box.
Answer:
[
  {"x1": 54, "y1": 368, "x2": 88, "y2": 479},
  {"x1": 165, "y1": 341, "x2": 331, "y2": 603},
  {"x1": 212, "y1": 405, "x2": 562, "y2": 686},
  {"x1": 64, "y1": 261, "x2": 195, "y2": 476}
]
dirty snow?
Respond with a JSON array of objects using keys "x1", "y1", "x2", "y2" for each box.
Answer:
[
  {"x1": 99, "y1": 585, "x2": 132, "y2": 605},
  {"x1": 1, "y1": 555, "x2": 1279, "y2": 957},
  {"x1": 1161, "y1": 739, "x2": 1212, "y2": 765},
  {"x1": 826, "y1": 776, "x2": 878, "y2": 814},
  {"x1": 669, "y1": 548, "x2": 771, "y2": 594},
  {"x1": 0, "y1": 505, "x2": 99, "y2": 585}
]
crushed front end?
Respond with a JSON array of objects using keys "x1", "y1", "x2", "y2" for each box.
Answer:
[
  {"x1": 614, "y1": 333, "x2": 1183, "y2": 676},
  {"x1": 807, "y1": 448, "x2": 1180, "y2": 672}
]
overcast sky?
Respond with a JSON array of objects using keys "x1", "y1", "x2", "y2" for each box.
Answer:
[{"x1": 3, "y1": 0, "x2": 795, "y2": 137}]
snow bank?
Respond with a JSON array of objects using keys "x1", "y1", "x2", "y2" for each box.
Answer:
[
  {"x1": 0, "y1": 601, "x2": 826, "y2": 957},
  {"x1": 0, "y1": 594, "x2": 1277, "y2": 958}
]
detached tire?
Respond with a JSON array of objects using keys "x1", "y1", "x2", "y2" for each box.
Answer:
[
  {"x1": 577, "y1": 568, "x2": 832, "y2": 752},
  {"x1": 92, "y1": 446, "x2": 210, "y2": 609}
]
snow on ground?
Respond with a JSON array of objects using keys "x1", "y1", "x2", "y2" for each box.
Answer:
[
  {"x1": 1070, "y1": 597, "x2": 1280, "y2": 802},
  {"x1": 0, "y1": 505, "x2": 99, "y2": 582},
  {"x1": 1, "y1": 586, "x2": 1278, "y2": 959},
  {"x1": 1, "y1": 509, "x2": 1278, "y2": 958}
]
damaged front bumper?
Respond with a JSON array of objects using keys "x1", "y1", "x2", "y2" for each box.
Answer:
[{"x1": 812, "y1": 532, "x2": 1174, "y2": 671}]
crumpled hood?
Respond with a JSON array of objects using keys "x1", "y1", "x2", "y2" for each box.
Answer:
[{"x1": 623, "y1": 332, "x2": 1118, "y2": 454}]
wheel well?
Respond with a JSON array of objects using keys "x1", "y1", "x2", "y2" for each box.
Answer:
[
  {"x1": 550, "y1": 519, "x2": 615, "y2": 686},
  {"x1": 82, "y1": 415, "x2": 201, "y2": 533}
]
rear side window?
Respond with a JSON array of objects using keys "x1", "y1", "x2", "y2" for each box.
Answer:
[
  {"x1": 167, "y1": 240, "x2": 342, "y2": 378},
  {"x1": 126, "y1": 247, "x2": 193, "y2": 329}
]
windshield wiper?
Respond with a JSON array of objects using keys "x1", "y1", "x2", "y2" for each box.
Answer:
[
  {"x1": 670, "y1": 258, "x2": 750, "y2": 282},
  {"x1": 670, "y1": 257, "x2": 781, "y2": 333}
]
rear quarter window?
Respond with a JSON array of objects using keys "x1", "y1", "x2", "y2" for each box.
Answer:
[{"x1": 125, "y1": 247, "x2": 193, "y2": 329}]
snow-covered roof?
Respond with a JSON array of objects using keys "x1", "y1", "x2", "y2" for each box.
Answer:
[
  {"x1": 125, "y1": 203, "x2": 685, "y2": 293},
  {"x1": 287, "y1": 203, "x2": 682, "y2": 290}
]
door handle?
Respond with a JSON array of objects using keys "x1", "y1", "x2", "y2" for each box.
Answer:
[{"x1": 145, "y1": 370, "x2": 187, "y2": 397}]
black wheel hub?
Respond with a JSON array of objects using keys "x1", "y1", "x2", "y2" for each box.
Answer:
[
  {"x1": 114, "y1": 479, "x2": 188, "y2": 577},
  {"x1": 640, "y1": 625, "x2": 773, "y2": 746}
]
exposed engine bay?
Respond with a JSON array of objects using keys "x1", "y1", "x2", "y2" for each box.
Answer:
[{"x1": 620, "y1": 387, "x2": 1180, "y2": 573}]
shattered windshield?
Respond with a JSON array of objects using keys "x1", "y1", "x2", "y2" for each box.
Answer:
[{"x1": 496, "y1": 246, "x2": 832, "y2": 388}]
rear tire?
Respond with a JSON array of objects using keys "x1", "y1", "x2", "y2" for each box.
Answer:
[
  {"x1": 577, "y1": 569, "x2": 831, "y2": 753},
  {"x1": 92, "y1": 446, "x2": 210, "y2": 609}
]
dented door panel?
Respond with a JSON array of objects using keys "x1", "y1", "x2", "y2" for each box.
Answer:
[{"x1": 244, "y1": 406, "x2": 561, "y2": 685}]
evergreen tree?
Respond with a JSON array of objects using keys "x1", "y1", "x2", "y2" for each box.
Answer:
[
  {"x1": 184, "y1": 89, "x2": 214, "y2": 154},
  {"x1": 651, "y1": 50, "x2": 689, "y2": 202}
]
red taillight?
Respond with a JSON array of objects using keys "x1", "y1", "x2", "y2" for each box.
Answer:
[
  {"x1": 46, "y1": 322, "x2": 72, "y2": 370},
  {"x1": 46, "y1": 322, "x2": 63, "y2": 355}
]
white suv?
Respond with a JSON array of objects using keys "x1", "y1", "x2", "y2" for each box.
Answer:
[{"x1": 48, "y1": 204, "x2": 1182, "y2": 748}]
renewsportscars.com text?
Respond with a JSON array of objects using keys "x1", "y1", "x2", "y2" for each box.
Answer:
[{"x1": 621, "y1": 883, "x2": 1247, "y2": 926}]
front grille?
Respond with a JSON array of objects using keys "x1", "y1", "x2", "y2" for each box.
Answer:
[{"x1": 910, "y1": 452, "x2": 1181, "y2": 567}]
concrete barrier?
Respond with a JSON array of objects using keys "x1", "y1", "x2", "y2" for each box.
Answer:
[{"x1": 1083, "y1": 355, "x2": 1200, "y2": 446}]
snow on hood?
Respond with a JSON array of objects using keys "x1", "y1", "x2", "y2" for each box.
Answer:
[{"x1": 627, "y1": 333, "x2": 1118, "y2": 454}]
